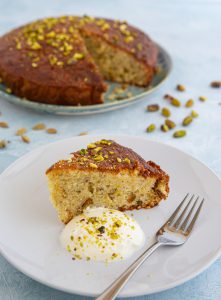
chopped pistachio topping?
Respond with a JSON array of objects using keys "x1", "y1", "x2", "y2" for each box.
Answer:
[
  {"x1": 124, "y1": 36, "x2": 134, "y2": 43},
  {"x1": 87, "y1": 143, "x2": 96, "y2": 149},
  {"x1": 49, "y1": 55, "x2": 58, "y2": 65},
  {"x1": 124, "y1": 158, "x2": 130, "y2": 164},
  {"x1": 119, "y1": 24, "x2": 130, "y2": 36},
  {"x1": 89, "y1": 163, "x2": 98, "y2": 168},
  {"x1": 94, "y1": 147, "x2": 102, "y2": 152},
  {"x1": 73, "y1": 52, "x2": 85, "y2": 60},
  {"x1": 94, "y1": 155, "x2": 104, "y2": 162},
  {"x1": 5, "y1": 88, "x2": 12, "y2": 94},
  {"x1": 81, "y1": 157, "x2": 88, "y2": 162},
  {"x1": 99, "y1": 140, "x2": 112, "y2": 145},
  {"x1": 16, "y1": 41, "x2": 22, "y2": 50},
  {"x1": 31, "y1": 62, "x2": 38, "y2": 68},
  {"x1": 101, "y1": 23, "x2": 110, "y2": 31},
  {"x1": 29, "y1": 41, "x2": 41, "y2": 50},
  {"x1": 79, "y1": 149, "x2": 87, "y2": 155},
  {"x1": 137, "y1": 43, "x2": 143, "y2": 50}
]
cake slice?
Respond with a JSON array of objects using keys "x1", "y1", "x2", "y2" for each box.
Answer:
[{"x1": 46, "y1": 139, "x2": 169, "y2": 224}]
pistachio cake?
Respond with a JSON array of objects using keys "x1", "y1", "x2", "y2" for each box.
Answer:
[
  {"x1": 46, "y1": 140, "x2": 169, "y2": 224},
  {"x1": 0, "y1": 16, "x2": 158, "y2": 105}
]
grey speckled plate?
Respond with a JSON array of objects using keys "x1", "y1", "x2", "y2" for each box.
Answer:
[{"x1": 0, "y1": 44, "x2": 172, "y2": 115}]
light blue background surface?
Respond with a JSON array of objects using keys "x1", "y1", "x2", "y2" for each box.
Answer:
[{"x1": 0, "y1": 0, "x2": 221, "y2": 299}]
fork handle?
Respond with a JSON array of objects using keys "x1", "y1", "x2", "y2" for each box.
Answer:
[{"x1": 95, "y1": 241, "x2": 162, "y2": 300}]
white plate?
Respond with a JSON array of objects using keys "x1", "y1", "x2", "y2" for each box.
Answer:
[{"x1": 0, "y1": 135, "x2": 221, "y2": 297}]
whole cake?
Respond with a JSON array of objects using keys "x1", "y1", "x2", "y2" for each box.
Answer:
[
  {"x1": 46, "y1": 139, "x2": 169, "y2": 224},
  {"x1": 0, "y1": 16, "x2": 158, "y2": 105}
]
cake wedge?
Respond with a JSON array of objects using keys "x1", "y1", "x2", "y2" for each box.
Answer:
[{"x1": 46, "y1": 139, "x2": 169, "y2": 224}]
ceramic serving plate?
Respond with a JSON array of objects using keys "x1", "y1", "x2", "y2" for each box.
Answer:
[
  {"x1": 0, "y1": 135, "x2": 220, "y2": 297},
  {"x1": 0, "y1": 44, "x2": 171, "y2": 115}
]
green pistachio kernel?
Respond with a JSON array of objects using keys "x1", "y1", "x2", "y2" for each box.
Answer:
[
  {"x1": 185, "y1": 99, "x2": 194, "y2": 107},
  {"x1": 176, "y1": 84, "x2": 185, "y2": 91},
  {"x1": 165, "y1": 119, "x2": 176, "y2": 129},
  {"x1": 161, "y1": 124, "x2": 169, "y2": 132},
  {"x1": 199, "y1": 96, "x2": 207, "y2": 102},
  {"x1": 191, "y1": 110, "x2": 199, "y2": 118},
  {"x1": 173, "y1": 130, "x2": 186, "y2": 138},
  {"x1": 182, "y1": 116, "x2": 193, "y2": 126},
  {"x1": 146, "y1": 124, "x2": 156, "y2": 133},
  {"x1": 161, "y1": 107, "x2": 171, "y2": 117},
  {"x1": 171, "y1": 98, "x2": 181, "y2": 107}
]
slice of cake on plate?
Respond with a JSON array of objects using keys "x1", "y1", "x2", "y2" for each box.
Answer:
[{"x1": 46, "y1": 139, "x2": 169, "y2": 223}]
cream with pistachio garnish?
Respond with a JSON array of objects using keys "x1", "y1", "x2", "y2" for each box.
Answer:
[{"x1": 60, "y1": 207, "x2": 145, "y2": 262}]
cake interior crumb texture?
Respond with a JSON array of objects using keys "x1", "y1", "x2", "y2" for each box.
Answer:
[
  {"x1": 82, "y1": 35, "x2": 152, "y2": 86},
  {"x1": 46, "y1": 140, "x2": 169, "y2": 224}
]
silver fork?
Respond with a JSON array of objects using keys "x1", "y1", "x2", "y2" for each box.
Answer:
[{"x1": 96, "y1": 193, "x2": 204, "y2": 300}]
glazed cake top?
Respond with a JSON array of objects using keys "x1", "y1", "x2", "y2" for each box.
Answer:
[
  {"x1": 0, "y1": 16, "x2": 157, "y2": 88},
  {"x1": 0, "y1": 16, "x2": 107, "y2": 91},
  {"x1": 46, "y1": 139, "x2": 168, "y2": 181}
]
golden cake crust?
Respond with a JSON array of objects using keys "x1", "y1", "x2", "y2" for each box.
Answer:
[
  {"x1": 46, "y1": 139, "x2": 169, "y2": 196},
  {"x1": 0, "y1": 16, "x2": 158, "y2": 105}
]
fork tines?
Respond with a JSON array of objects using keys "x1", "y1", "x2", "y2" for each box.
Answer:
[{"x1": 167, "y1": 193, "x2": 204, "y2": 235}]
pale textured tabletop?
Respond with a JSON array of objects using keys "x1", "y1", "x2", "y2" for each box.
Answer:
[{"x1": 0, "y1": 0, "x2": 221, "y2": 299}]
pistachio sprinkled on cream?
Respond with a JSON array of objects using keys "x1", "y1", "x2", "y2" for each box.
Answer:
[{"x1": 60, "y1": 207, "x2": 145, "y2": 262}]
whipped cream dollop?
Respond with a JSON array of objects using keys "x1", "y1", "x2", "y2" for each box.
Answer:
[{"x1": 60, "y1": 207, "x2": 145, "y2": 262}]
